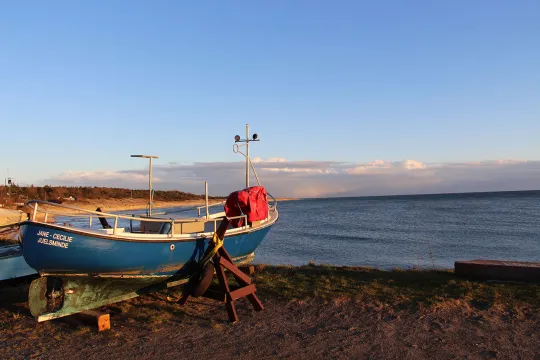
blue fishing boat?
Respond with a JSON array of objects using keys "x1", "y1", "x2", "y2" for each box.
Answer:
[
  {"x1": 20, "y1": 204, "x2": 277, "y2": 278},
  {"x1": 19, "y1": 125, "x2": 279, "y2": 321}
]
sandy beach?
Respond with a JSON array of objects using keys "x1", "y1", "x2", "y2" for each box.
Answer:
[{"x1": 70, "y1": 198, "x2": 225, "y2": 213}]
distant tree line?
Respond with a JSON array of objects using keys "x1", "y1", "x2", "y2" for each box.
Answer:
[{"x1": 0, "y1": 185, "x2": 223, "y2": 204}]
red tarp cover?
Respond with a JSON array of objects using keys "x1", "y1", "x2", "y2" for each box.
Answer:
[{"x1": 224, "y1": 186, "x2": 269, "y2": 227}]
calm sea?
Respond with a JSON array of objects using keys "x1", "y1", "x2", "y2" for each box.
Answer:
[
  {"x1": 254, "y1": 191, "x2": 540, "y2": 269},
  {"x1": 57, "y1": 190, "x2": 540, "y2": 270}
]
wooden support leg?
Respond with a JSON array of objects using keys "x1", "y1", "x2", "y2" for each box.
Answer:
[
  {"x1": 247, "y1": 293, "x2": 264, "y2": 312},
  {"x1": 178, "y1": 293, "x2": 189, "y2": 306},
  {"x1": 178, "y1": 274, "x2": 195, "y2": 306},
  {"x1": 214, "y1": 258, "x2": 238, "y2": 323}
]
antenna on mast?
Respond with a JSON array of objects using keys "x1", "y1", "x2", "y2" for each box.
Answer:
[{"x1": 233, "y1": 124, "x2": 260, "y2": 189}]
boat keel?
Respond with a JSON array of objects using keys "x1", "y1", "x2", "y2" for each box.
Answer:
[{"x1": 28, "y1": 275, "x2": 189, "y2": 322}]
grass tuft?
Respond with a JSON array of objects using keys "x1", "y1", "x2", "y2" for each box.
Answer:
[{"x1": 253, "y1": 265, "x2": 540, "y2": 312}]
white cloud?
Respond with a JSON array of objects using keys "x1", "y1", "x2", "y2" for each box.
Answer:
[
  {"x1": 54, "y1": 170, "x2": 162, "y2": 184},
  {"x1": 402, "y1": 160, "x2": 426, "y2": 170},
  {"x1": 42, "y1": 158, "x2": 540, "y2": 198},
  {"x1": 347, "y1": 159, "x2": 427, "y2": 174},
  {"x1": 251, "y1": 157, "x2": 287, "y2": 163}
]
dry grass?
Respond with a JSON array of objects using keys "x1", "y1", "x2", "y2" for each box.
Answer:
[
  {"x1": 252, "y1": 264, "x2": 540, "y2": 312},
  {"x1": 1, "y1": 265, "x2": 539, "y2": 359}
]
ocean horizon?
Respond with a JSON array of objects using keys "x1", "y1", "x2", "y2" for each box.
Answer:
[
  {"x1": 255, "y1": 189, "x2": 540, "y2": 269},
  {"x1": 295, "y1": 189, "x2": 540, "y2": 202}
]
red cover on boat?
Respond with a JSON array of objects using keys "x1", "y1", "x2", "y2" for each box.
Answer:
[{"x1": 224, "y1": 186, "x2": 269, "y2": 227}]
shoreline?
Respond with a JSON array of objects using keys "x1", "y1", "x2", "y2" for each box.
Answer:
[
  {"x1": 13, "y1": 197, "x2": 299, "y2": 215},
  {"x1": 70, "y1": 198, "x2": 225, "y2": 213}
]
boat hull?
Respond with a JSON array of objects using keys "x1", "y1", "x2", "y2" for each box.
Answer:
[
  {"x1": 0, "y1": 245, "x2": 37, "y2": 281},
  {"x1": 20, "y1": 221, "x2": 273, "y2": 278}
]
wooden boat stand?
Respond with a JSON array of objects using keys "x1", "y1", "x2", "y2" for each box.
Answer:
[{"x1": 178, "y1": 220, "x2": 264, "y2": 323}]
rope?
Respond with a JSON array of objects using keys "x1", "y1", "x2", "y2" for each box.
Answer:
[{"x1": 198, "y1": 231, "x2": 225, "y2": 268}]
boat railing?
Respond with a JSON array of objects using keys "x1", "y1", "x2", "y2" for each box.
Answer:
[
  {"x1": 268, "y1": 193, "x2": 278, "y2": 212},
  {"x1": 24, "y1": 200, "x2": 261, "y2": 236},
  {"x1": 196, "y1": 193, "x2": 278, "y2": 220},
  {"x1": 197, "y1": 201, "x2": 226, "y2": 217}
]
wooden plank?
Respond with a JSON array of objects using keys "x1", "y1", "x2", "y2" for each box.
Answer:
[
  {"x1": 166, "y1": 278, "x2": 189, "y2": 288},
  {"x1": 219, "y1": 246, "x2": 235, "y2": 264},
  {"x1": 219, "y1": 257, "x2": 252, "y2": 285},
  {"x1": 216, "y1": 218, "x2": 231, "y2": 239},
  {"x1": 70, "y1": 310, "x2": 110, "y2": 332},
  {"x1": 455, "y1": 259, "x2": 540, "y2": 283},
  {"x1": 229, "y1": 284, "x2": 256, "y2": 301}
]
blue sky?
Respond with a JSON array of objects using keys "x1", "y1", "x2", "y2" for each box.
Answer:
[{"x1": 1, "y1": 1, "x2": 539, "y2": 195}]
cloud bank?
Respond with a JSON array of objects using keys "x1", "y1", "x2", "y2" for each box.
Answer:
[{"x1": 42, "y1": 157, "x2": 540, "y2": 198}]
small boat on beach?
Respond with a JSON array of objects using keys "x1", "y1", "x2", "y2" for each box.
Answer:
[
  {"x1": 0, "y1": 209, "x2": 37, "y2": 281},
  {"x1": 19, "y1": 125, "x2": 279, "y2": 321}
]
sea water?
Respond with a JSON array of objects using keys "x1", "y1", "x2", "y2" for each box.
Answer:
[{"x1": 254, "y1": 191, "x2": 540, "y2": 269}]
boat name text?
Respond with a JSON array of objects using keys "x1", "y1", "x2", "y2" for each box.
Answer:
[{"x1": 36, "y1": 230, "x2": 73, "y2": 249}]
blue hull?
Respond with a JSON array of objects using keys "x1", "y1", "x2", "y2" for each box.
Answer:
[
  {"x1": 20, "y1": 222, "x2": 273, "y2": 278},
  {"x1": 0, "y1": 246, "x2": 37, "y2": 281}
]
